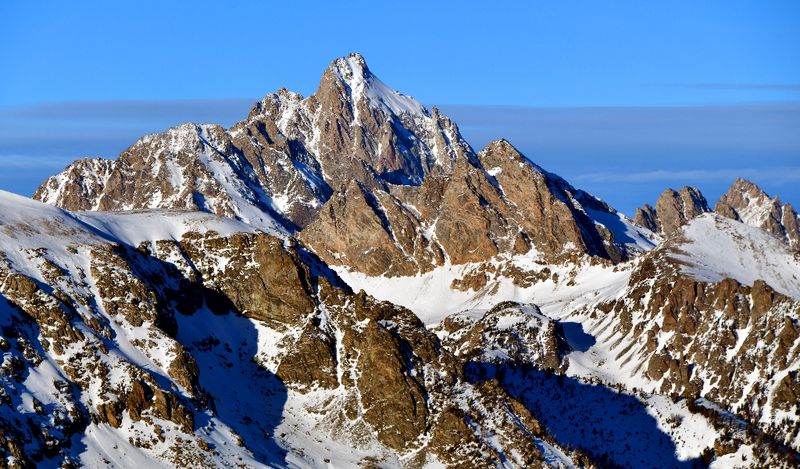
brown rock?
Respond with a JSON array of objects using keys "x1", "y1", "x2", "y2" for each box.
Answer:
[
  {"x1": 276, "y1": 321, "x2": 338, "y2": 392},
  {"x1": 633, "y1": 203, "x2": 659, "y2": 233},
  {"x1": 302, "y1": 139, "x2": 640, "y2": 276},
  {"x1": 151, "y1": 387, "x2": 194, "y2": 433},
  {"x1": 634, "y1": 186, "x2": 710, "y2": 235},
  {"x1": 354, "y1": 320, "x2": 429, "y2": 450},
  {"x1": 180, "y1": 232, "x2": 315, "y2": 328}
]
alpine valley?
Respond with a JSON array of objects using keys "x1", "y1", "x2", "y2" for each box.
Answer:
[{"x1": 2, "y1": 53, "x2": 799, "y2": 468}]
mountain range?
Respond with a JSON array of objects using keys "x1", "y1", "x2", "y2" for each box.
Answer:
[{"x1": 2, "y1": 53, "x2": 799, "y2": 468}]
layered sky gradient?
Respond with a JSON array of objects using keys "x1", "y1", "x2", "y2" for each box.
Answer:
[{"x1": 1, "y1": 1, "x2": 798, "y2": 214}]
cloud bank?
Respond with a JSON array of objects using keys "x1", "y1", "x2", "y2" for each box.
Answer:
[
  {"x1": 574, "y1": 167, "x2": 800, "y2": 184},
  {"x1": 1, "y1": 100, "x2": 798, "y2": 214}
]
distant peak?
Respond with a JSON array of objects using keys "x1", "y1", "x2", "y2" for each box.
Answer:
[
  {"x1": 479, "y1": 139, "x2": 549, "y2": 175},
  {"x1": 677, "y1": 185, "x2": 708, "y2": 202},
  {"x1": 724, "y1": 178, "x2": 770, "y2": 200},
  {"x1": 660, "y1": 187, "x2": 679, "y2": 197},
  {"x1": 484, "y1": 138, "x2": 519, "y2": 153},
  {"x1": 731, "y1": 177, "x2": 761, "y2": 191}
]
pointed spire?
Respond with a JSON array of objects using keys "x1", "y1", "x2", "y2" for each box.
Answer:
[{"x1": 319, "y1": 52, "x2": 427, "y2": 117}]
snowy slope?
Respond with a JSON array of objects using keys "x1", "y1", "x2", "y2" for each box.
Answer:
[
  {"x1": 0, "y1": 189, "x2": 106, "y2": 281},
  {"x1": 334, "y1": 251, "x2": 633, "y2": 325},
  {"x1": 0, "y1": 189, "x2": 277, "y2": 278},
  {"x1": 583, "y1": 205, "x2": 659, "y2": 252},
  {"x1": 669, "y1": 213, "x2": 800, "y2": 299},
  {"x1": 78, "y1": 209, "x2": 269, "y2": 247},
  {"x1": 0, "y1": 190, "x2": 274, "y2": 467}
]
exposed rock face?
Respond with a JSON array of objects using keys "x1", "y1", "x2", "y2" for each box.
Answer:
[
  {"x1": 175, "y1": 233, "x2": 315, "y2": 328},
  {"x1": 633, "y1": 203, "x2": 659, "y2": 233},
  {"x1": 434, "y1": 301, "x2": 569, "y2": 372},
  {"x1": 297, "y1": 179, "x2": 445, "y2": 276},
  {"x1": 301, "y1": 139, "x2": 653, "y2": 276},
  {"x1": 475, "y1": 140, "x2": 635, "y2": 261},
  {"x1": 715, "y1": 178, "x2": 800, "y2": 249},
  {"x1": 633, "y1": 186, "x2": 710, "y2": 235}
]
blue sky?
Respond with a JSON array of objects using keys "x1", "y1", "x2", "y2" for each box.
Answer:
[{"x1": 1, "y1": 1, "x2": 798, "y2": 214}]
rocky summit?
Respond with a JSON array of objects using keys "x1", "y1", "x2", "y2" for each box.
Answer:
[
  {"x1": 2, "y1": 54, "x2": 798, "y2": 468},
  {"x1": 634, "y1": 186, "x2": 711, "y2": 236},
  {"x1": 715, "y1": 178, "x2": 800, "y2": 250}
]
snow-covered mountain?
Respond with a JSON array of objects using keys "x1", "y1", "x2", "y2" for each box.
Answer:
[
  {"x1": 35, "y1": 54, "x2": 654, "y2": 277},
  {"x1": 715, "y1": 178, "x2": 800, "y2": 250},
  {"x1": 3, "y1": 53, "x2": 799, "y2": 468},
  {"x1": 635, "y1": 179, "x2": 800, "y2": 251}
]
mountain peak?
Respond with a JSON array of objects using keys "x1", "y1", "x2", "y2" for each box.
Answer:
[
  {"x1": 484, "y1": 138, "x2": 517, "y2": 152},
  {"x1": 324, "y1": 52, "x2": 427, "y2": 117},
  {"x1": 716, "y1": 177, "x2": 800, "y2": 248},
  {"x1": 632, "y1": 185, "x2": 710, "y2": 235},
  {"x1": 717, "y1": 178, "x2": 772, "y2": 221},
  {"x1": 36, "y1": 53, "x2": 477, "y2": 228},
  {"x1": 730, "y1": 177, "x2": 765, "y2": 195}
]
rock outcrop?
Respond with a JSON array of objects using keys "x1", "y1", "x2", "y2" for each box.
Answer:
[
  {"x1": 633, "y1": 186, "x2": 710, "y2": 235},
  {"x1": 715, "y1": 178, "x2": 800, "y2": 249},
  {"x1": 434, "y1": 302, "x2": 569, "y2": 372}
]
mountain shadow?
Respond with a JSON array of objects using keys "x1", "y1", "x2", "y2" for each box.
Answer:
[
  {"x1": 174, "y1": 304, "x2": 288, "y2": 464},
  {"x1": 559, "y1": 321, "x2": 596, "y2": 353},
  {"x1": 0, "y1": 295, "x2": 90, "y2": 467},
  {"x1": 119, "y1": 245, "x2": 289, "y2": 465},
  {"x1": 466, "y1": 363, "x2": 708, "y2": 469}
]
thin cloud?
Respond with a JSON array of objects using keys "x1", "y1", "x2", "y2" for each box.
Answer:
[
  {"x1": 0, "y1": 99, "x2": 260, "y2": 165},
  {"x1": 674, "y1": 83, "x2": 800, "y2": 92},
  {"x1": 440, "y1": 102, "x2": 800, "y2": 155},
  {"x1": 574, "y1": 167, "x2": 800, "y2": 185},
  {"x1": 0, "y1": 99, "x2": 257, "y2": 125},
  {"x1": 0, "y1": 154, "x2": 77, "y2": 169}
]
